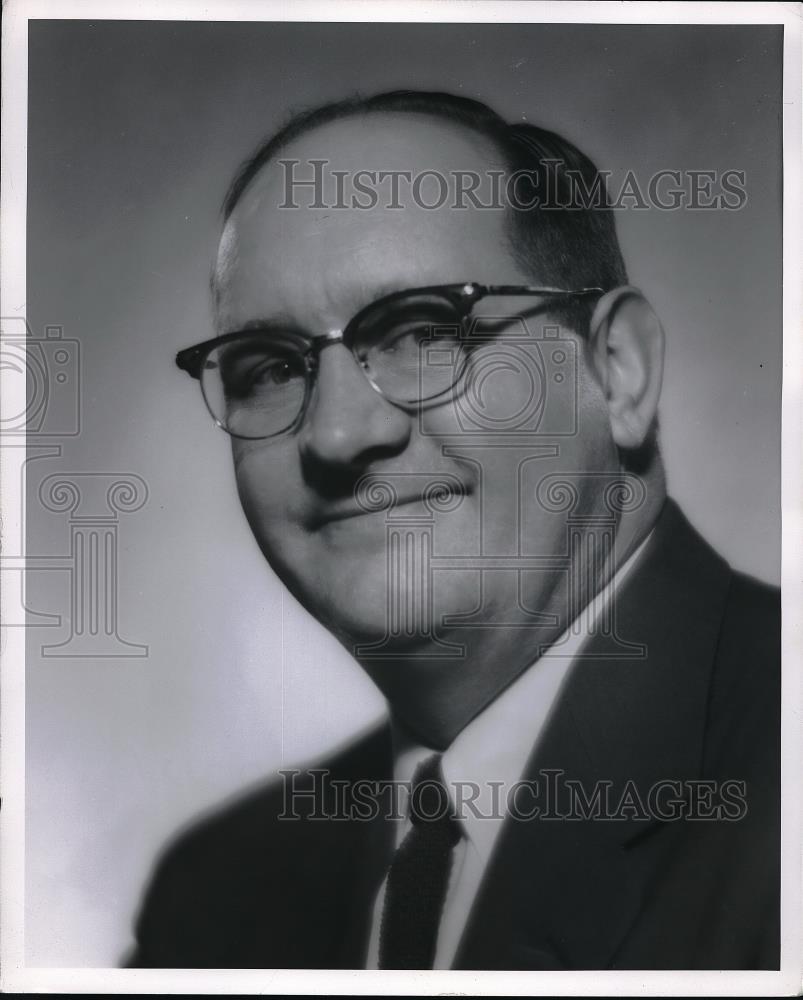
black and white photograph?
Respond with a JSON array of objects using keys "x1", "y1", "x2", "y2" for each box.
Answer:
[{"x1": 1, "y1": 1, "x2": 801, "y2": 994}]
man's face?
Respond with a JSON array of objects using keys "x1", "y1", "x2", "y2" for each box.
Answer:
[{"x1": 215, "y1": 113, "x2": 617, "y2": 655}]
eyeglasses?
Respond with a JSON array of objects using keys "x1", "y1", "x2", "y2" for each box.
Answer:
[{"x1": 175, "y1": 282, "x2": 604, "y2": 440}]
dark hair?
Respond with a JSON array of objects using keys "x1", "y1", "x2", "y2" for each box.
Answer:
[{"x1": 221, "y1": 90, "x2": 628, "y2": 336}]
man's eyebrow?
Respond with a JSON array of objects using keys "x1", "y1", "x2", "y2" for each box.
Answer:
[
  {"x1": 349, "y1": 279, "x2": 419, "y2": 306},
  {"x1": 222, "y1": 279, "x2": 430, "y2": 336},
  {"x1": 227, "y1": 315, "x2": 300, "y2": 335},
  {"x1": 339, "y1": 278, "x2": 453, "y2": 318}
]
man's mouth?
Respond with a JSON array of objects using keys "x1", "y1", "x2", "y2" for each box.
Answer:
[{"x1": 308, "y1": 484, "x2": 469, "y2": 530}]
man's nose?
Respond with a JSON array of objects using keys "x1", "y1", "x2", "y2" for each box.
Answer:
[{"x1": 297, "y1": 343, "x2": 412, "y2": 468}]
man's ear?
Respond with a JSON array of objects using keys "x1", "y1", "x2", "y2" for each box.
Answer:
[{"x1": 586, "y1": 286, "x2": 665, "y2": 449}]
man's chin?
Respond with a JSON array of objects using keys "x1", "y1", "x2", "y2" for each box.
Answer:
[
  {"x1": 277, "y1": 556, "x2": 480, "y2": 653},
  {"x1": 312, "y1": 593, "x2": 471, "y2": 661},
  {"x1": 304, "y1": 589, "x2": 442, "y2": 654},
  {"x1": 302, "y1": 592, "x2": 391, "y2": 646}
]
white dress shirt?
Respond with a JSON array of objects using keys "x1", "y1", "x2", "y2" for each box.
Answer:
[{"x1": 365, "y1": 532, "x2": 652, "y2": 969}]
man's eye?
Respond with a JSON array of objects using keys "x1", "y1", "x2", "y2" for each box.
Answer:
[
  {"x1": 222, "y1": 353, "x2": 305, "y2": 396},
  {"x1": 252, "y1": 358, "x2": 303, "y2": 386},
  {"x1": 359, "y1": 296, "x2": 459, "y2": 350},
  {"x1": 380, "y1": 320, "x2": 437, "y2": 353}
]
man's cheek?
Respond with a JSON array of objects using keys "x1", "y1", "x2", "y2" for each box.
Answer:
[{"x1": 233, "y1": 444, "x2": 296, "y2": 514}]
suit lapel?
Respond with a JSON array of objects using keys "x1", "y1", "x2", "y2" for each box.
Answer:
[
  {"x1": 453, "y1": 500, "x2": 732, "y2": 969},
  {"x1": 333, "y1": 724, "x2": 396, "y2": 967}
]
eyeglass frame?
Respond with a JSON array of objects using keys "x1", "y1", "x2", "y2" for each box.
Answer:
[{"x1": 175, "y1": 281, "x2": 605, "y2": 440}]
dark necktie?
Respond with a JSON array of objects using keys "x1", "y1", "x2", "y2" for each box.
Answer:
[{"x1": 378, "y1": 753, "x2": 462, "y2": 969}]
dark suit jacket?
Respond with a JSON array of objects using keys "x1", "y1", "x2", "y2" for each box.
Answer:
[{"x1": 128, "y1": 499, "x2": 780, "y2": 969}]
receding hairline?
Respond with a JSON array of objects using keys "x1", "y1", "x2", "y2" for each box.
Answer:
[{"x1": 224, "y1": 105, "x2": 512, "y2": 221}]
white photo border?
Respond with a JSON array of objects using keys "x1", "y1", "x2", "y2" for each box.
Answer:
[{"x1": 1, "y1": 1, "x2": 801, "y2": 995}]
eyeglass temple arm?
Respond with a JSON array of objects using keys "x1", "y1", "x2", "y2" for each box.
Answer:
[{"x1": 479, "y1": 284, "x2": 604, "y2": 297}]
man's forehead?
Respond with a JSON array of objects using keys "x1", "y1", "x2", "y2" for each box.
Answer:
[
  {"x1": 216, "y1": 196, "x2": 498, "y2": 296},
  {"x1": 214, "y1": 215, "x2": 503, "y2": 333},
  {"x1": 219, "y1": 111, "x2": 509, "y2": 249}
]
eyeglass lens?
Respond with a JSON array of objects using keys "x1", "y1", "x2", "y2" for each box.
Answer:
[{"x1": 200, "y1": 292, "x2": 468, "y2": 439}]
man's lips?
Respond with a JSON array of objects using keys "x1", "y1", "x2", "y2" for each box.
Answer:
[{"x1": 307, "y1": 487, "x2": 469, "y2": 529}]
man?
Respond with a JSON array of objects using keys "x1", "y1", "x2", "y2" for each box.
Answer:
[{"x1": 129, "y1": 91, "x2": 780, "y2": 970}]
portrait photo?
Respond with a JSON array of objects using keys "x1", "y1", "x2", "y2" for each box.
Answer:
[{"x1": 1, "y1": 2, "x2": 801, "y2": 995}]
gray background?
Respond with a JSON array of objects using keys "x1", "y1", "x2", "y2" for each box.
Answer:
[{"x1": 25, "y1": 20, "x2": 782, "y2": 966}]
